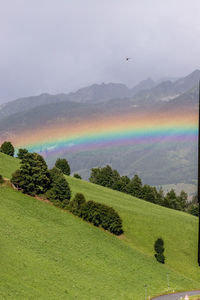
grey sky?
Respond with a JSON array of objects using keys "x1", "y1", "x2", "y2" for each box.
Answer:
[{"x1": 0, "y1": 0, "x2": 200, "y2": 103}]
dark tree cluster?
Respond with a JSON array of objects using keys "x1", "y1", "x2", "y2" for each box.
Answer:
[
  {"x1": 186, "y1": 194, "x2": 199, "y2": 216},
  {"x1": 89, "y1": 165, "x2": 188, "y2": 212},
  {"x1": 10, "y1": 149, "x2": 122, "y2": 235},
  {"x1": 68, "y1": 193, "x2": 123, "y2": 235},
  {"x1": 11, "y1": 152, "x2": 71, "y2": 206},
  {"x1": 0, "y1": 141, "x2": 15, "y2": 157}
]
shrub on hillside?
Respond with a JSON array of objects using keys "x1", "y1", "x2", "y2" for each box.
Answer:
[
  {"x1": 126, "y1": 175, "x2": 143, "y2": 198},
  {"x1": 55, "y1": 158, "x2": 71, "y2": 175},
  {"x1": 46, "y1": 167, "x2": 71, "y2": 205},
  {"x1": 154, "y1": 238, "x2": 165, "y2": 264},
  {"x1": 0, "y1": 174, "x2": 4, "y2": 184},
  {"x1": 142, "y1": 184, "x2": 157, "y2": 203},
  {"x1": 81, "y1": 200, "x2": 123, "y2": 235},
  {"x1": 0, "y1": 141, "x2": 15, "y2": 157},
  {"x1": 73, "y1": 173, "x2": 82, "y2": 179},
  {"x1": 69, "y1": 193, "x2": 86, "y2": 215}
]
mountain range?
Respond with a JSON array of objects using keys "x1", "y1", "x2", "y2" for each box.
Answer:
[{"x1": 0, "y1": 70, "x2": 199, "y2": 194}]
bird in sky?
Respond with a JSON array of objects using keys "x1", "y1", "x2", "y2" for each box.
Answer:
[{"x1": 126, "y1": 57, "x2": 131, "y2": 61}]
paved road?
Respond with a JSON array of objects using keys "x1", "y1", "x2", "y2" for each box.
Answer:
[{"x1": 152, "y1": 290, "x2": 200, "y2": 299}]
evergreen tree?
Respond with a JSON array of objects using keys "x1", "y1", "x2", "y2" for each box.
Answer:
[
  {"x1": 142, "y1": 184, "x2": 156, "y2": 203},
  {"x1": 89, "y1": 168, "x2": 101, "y2": 184},
  {"x1": 46, "y1": 167, "x2": 71, "y2": 205},
  {"x1": 155, "y1": 187, "x2": 165, "y2": 206},
  {"x1": 120, "y1": 176, "x2": 131, "y2": 193},
  {"x1": 46, "y1": 175, "x2": 71, "y2": 204},
  {"x1": 11, "y1": 152, "x2": 50, "y2": 195},
  {"x1": 126, "y1": 174, "x2": 143, "y2": 198},
  {"x1": 0, "y1": 141, "x2": 14, "y2": 156},
  {"x1": 112, "y1": 175, "x2": 130, "y2": 192},
  {"x1": 163, "y1": 189, "x2": 178, "y2": 209},
  {"x1": 176, "y1": 190, "x2": 188, "y2": 211},
  {"x1": 55, "y1": 158, "x2": 71, "y2": 175},
  {"x1": 17, "y1": 148, "x2": 28, "y2": 159}
]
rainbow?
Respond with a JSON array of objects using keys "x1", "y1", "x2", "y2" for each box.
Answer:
[{"x1": 9, "y1": 106, "x2": 198, "y2": 157}]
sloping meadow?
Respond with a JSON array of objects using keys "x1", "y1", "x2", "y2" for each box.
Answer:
[{"x1": 0, "y1": 153, "x2": 199, "y2": 299}]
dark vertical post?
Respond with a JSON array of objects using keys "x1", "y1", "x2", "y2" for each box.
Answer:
[{"x1": 198, "y1": 80, "x2": 200, "y2": 266}]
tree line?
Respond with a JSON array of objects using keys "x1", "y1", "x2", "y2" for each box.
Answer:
[{"x1": 89, "y1": 165, "x2": 198, "y2": 215}]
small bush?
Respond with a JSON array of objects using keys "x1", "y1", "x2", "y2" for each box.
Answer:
[
  {"x1": 0, "y1": 174, "x2": 4, "y2": 184},
  {"x1": 154, "y1": 238, "x2": 165, "y2": 264},
  {"x1": 73, "y1": 173, "x2": 82, "y2": 179},
  {"x1": 69, "y1": 193, "x2": 86, "y2": 215},
  {"x1": 80, "y1": 200, "x2": 123, "y2": 235},
  {"x1": 155, "y1": 253, "x2": 165, "y2": 264}
]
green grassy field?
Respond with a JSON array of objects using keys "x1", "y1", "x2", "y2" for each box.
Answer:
[
  {"x1": 0, "y1": 152, "x2": 20, "y2": 178},
  {"x1": 0, "y1": 153, "x2": 200, "y2": 299}
]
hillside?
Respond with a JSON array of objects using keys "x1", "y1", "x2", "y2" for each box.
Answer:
[
  {"x1": 0, "y1": 152, "x2": 20, "y2": 178},
  {"x1": 0, "y1": 154, "x2": 200, "y2": 299}
]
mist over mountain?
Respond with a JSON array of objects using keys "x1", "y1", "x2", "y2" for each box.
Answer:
[
  {"x1": 130, "y1": 69, "x2": 200, "y2": 105},
  {"x1": 130, "y1": 78, "x2": 155, "y2": 95},
  {"x1": 0, "y1": 70, "x2": 199, "y2": 120},
  {"x1": 0, "y1": 70, "x2": 199, "y2": 193},
  {"x1": 0, "y1": 79, "x2": 149, "y2": 119}
]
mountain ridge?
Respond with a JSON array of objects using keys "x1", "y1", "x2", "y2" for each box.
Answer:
[{"x1": 1, "y1": 69, "x2": 199, "y2": 120}]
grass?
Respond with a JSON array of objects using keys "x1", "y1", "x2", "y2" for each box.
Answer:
[
  {"x1": 66, "y1": 176, "x2": 200, "y2": 282},
  {"x1": 0, "y1": 154, "x2": 200, "y2": 299},
  {"x1": 0, "y1": 152, "x2": 20, "y2": 178},
  {"x1": 189, "y1": 296, "x2": 200, "y2": 300}
]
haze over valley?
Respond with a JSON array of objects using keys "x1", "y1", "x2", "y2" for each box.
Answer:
[{"x1": 0, "y1": 69, "x2": 199, "y2": 197}]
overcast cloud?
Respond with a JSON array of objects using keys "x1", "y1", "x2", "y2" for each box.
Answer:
[{"x1": 0, "y1": 0, "x2": 200, "y2": 103}]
